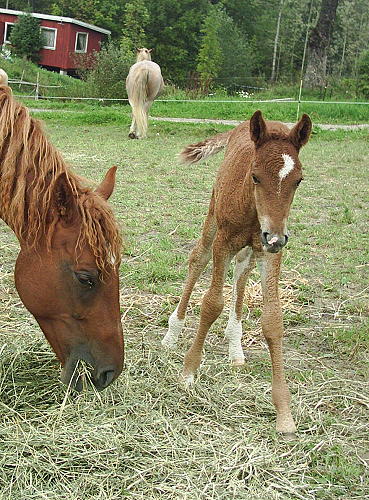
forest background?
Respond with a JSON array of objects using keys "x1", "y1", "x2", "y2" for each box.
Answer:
[{"x1": 1, "y1": 0, "x2": 369, "y2": 100}]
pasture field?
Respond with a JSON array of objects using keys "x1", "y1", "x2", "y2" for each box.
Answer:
[
  {"x1": 0, "y1": 112, "x2": 368, "y2": 499},
  {"x1": 18, "y1": 95, "x2": 369, "y2": 126}
]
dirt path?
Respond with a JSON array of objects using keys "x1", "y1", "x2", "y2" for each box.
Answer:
[
  {"x1": 29, "y1": 108, "x2": 369, "y2": 130},
  {"x1": 150, "y1": 115, "x2": 369, "y2": 130}
]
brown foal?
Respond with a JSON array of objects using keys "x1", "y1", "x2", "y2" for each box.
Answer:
[{"x1": 163, "y1": 110, "x2": 312, "y2": 436}]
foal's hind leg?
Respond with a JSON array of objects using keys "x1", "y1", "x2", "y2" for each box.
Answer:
[
  {"x1": 225, "y1": 247, "x2": 255, "y2": 365},
  {"x1": 162, "y1": 201, "x2": 217, "y2": 348},
  {"x1": 257, "y1": 251, "x2": 296, "y2": 436}
]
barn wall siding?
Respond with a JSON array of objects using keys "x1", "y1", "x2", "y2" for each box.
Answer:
[{"x1": 0, "y1": 13, "x2": 106, "y2": 71}]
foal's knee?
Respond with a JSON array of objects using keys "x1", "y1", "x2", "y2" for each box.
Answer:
[
  {"x1": 261, "y1": 306, "x2": 283, "y2": 340},
  {"x1": 201, "y1": 289, "x2": 224, "y2": 324}
]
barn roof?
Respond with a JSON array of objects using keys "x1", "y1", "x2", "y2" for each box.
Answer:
[{"x1": 0, "y1": 8, "x2": 111, "y2": 35}]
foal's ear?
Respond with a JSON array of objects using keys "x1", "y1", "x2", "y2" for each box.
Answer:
[
  {"x1": 53, "y1": 172, "x2": 79, "y2": 225},
  {"x1": 148, "y1": 48, "x2": 153, "y2": 52},
  {"x1": 250, "y1": 110, "x2": 268, "y2": 147},
  {"x1": 289, "y1": 114, "x2": 312, "y2": 150},
  {"x1": 95, "y1": 166, "x2": 117, "y2": 200}
]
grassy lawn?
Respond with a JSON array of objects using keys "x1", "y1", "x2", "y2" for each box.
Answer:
[
  {"x1": 0, "y1": 112, "x2": 368, "y2": 499},
  {"x1": 16, "y1": 93, "x2": 369, "y2": 125}
]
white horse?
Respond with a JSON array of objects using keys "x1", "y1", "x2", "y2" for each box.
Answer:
[
  {"x1": 0, "y1": 69, "x2": 8, "y2": 86},
  {"x1": 126, "y1": 48, "x2": 164, "y2": 139}
]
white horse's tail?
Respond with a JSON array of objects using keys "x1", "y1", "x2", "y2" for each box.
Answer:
[
  {"x1": 129, "y1": 68, "x2": 149, "y2": 138},
  {"x1": 0, "y1": 69, "x2": 9, "y2": 86},
  {"x1": 180, "y1": 130, "x2": 232, "y2": 164}
]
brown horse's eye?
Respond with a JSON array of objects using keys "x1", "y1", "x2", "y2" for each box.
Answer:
[
  {"x1": 252, "y1": 174, "x2": 260, "y2": 184},
  {"x1": 75, "y1": 272, "x2": 95, "y2": 288},
  {"x1": 296, "y1": 178, "x2": 303, "y2": 187}
]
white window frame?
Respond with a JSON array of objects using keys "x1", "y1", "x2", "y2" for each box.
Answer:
[
  {"x1": 75, "y1": 31, "x2": 88, "y2": 53},
  {"x1": 4, "y1": 22, "x2": 15, "y2": 44},
  {"x1": 40, "y1": 26, "x2": 57, "y2": 50}
]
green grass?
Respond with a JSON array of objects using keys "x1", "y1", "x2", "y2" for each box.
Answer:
[{"x1": 0, "y1": 114, "x2": 368, "y2": 499}]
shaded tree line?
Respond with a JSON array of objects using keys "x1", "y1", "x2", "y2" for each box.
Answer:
[{"x1": 1, "y1": 0, "x2": 368, "y2": 89}]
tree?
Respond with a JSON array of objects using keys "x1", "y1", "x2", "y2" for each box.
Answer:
[
  {"x1": 196, "y1": 4, "x2": 223, "y2": 89},
  {"x1": 120, "y1": 0, "x2": 149, "y2": 60},
  {"x1": 214, "y1": 8, "x2": 255, "y2": 90},
  {"x1": 271, "y1": 0, "x2": 284, "y2": 81},
  {"x1": 145, "y1": 0, "x2": 208, "y2": 85},
  {"x1": 9, "y1": 12, "x2": 44, "y2": 62},
  {"x1": 356, "y1": 50, "x2": 369, "y2": 98},
  {"x1": 304, "y1": 0, "x2": 340, "y2": 87}
]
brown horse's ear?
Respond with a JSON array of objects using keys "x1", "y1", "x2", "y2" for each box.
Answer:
[
  {"x1": 53, "y1": 172, "x2": 79, "y2": 225},
  {"x1": 250, "y1": 110, "x2": 268, "y2": 147},
  {"x1": 289, "y1": 114, "x2": 312, "y2": 150},
  {"x1": 95, "y1": 166, "x2": 117, "y2": 200}
]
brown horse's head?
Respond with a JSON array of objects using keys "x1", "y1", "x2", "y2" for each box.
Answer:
[
  {"x1": 14, "y1": 167, "x2": 124, "y2": 391},
  {"x1": 249, "y1": 110, "x2": 312, "y2": 253}
]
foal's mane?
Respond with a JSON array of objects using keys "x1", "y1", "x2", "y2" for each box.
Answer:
[{"x1": 0, "y1": 87, "x2": 121, "y2": 273}]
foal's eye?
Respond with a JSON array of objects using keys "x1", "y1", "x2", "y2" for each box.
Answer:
[
  {"x1": 252, "y1": 174, "x2": 260, "y2": 184},
  {"x1": 75, "y1": 272, "x2": 95, "y2": 288}
]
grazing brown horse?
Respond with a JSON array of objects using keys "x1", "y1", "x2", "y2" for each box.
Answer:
[
  {"x1": 0, "y1": 86, "x2": 124, "y2": 390},
  {"x1": 126, "y1": 48, "x2": 164, "y2": 139},
  {"x1": 163, "y1": 111, "x2": 312, "y2": 436}
]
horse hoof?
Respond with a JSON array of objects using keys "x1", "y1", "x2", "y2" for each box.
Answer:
[
  {"x1": 280, "y1": 431, "x2": 297, "y2": 441},
  {"x1": 231, "y1": 358, "x2": 245, "y2": 366},
  {"x1": 180, "y1": 372, "x2": 195, "y2": 387},
  {"x1": 128, "y1": 132, "x2": 137, "y2": 139}
]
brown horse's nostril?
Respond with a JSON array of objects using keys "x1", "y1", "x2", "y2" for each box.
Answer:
[
  {"x1": 94, "y1": 368, "x2": 116, "y2": 390},
  {"x1": 284, "y1": 234, "x2": 289, "y2": 245}
]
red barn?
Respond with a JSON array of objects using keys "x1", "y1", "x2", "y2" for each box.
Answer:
[{"x1": 0, "y1": 8, "x2": 110, "y2": 74}]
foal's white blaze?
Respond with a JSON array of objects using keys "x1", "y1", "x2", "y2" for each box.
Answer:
[
  {"x1": 279, "y1": 154, "x2": 295, "y2": 180},
  {"x1": 162, "y1": 306, "x2": 184, "y2": 348}
]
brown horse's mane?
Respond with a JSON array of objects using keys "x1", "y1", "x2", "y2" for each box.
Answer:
[{"x1": 0, "y1": 86, "x2": 121, "y2": 273}]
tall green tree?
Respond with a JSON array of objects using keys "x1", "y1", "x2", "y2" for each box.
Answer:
[
  {"x1": 196, "y1": 3, "x2": 223, "y2": 88},
  {"x1": 120, "y1": 0, "x2": 149, "y2": 59},
  {"x1": 9, "y1": 12, "x2": 44, "y2": 62},
  {"x1": 304, "y1": 0, "x2": 340, "y2": 87},
  {"x1": 49, "y1": 0, "x2": 126, "y2": 39},
  {"x1": 213, "y1": 7, "x2": 255, "y2": 89},
  {"x1": 145, "y1": 0, "x2": 209, "y2": 85}
]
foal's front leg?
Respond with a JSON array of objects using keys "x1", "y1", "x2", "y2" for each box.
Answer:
[
  {"x1": 257, "y1": 252, "x2": 296, "y2": 436},
  {"x1": 183, "y1": 234, "x2": 232, "y2": 384},
  {"x1": 225, "y1": 246, "x2": 255, "y2": 365},
  {"x1": 162, "y1": 209, "x2": 216, "y2": 348}
]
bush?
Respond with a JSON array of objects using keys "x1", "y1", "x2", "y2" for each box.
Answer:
[
  {"x1": 9, "y1": 12, "x2": 44, "y2": 63},
  {"x1": 82, "y1": 41, "x2": 134, "y2": 99},
  {"x1": 356, "y1": 50, "x2": 369, "y2": 99}
]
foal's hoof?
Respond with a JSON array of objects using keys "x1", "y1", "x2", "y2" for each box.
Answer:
[
  {"x1": 231, "y1": 357, "x2": 245, "y2": 367},
  {"x1": 280, "y1": 431, "x2": 297, "y2": 441},
  {"x1": 180, "y1": 372, "x2": 195, "y2": 388},
  {"x1": 161, "y1": 335, "x2": 177, "y2": 349},
  {"x1": 128, "y1": 132, "x2": 137, "y2": 139}
]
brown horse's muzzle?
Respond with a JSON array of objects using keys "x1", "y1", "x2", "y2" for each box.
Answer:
[
  {"x1": 61, "y1": 345, "x2": 123, "y2": 391},
  {"x1": 261, "y1": 232, "x2": 288, "y2": 253}
]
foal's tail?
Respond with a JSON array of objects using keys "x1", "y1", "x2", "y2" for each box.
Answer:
[
  {"x1": 129, "y1": 68, "x2": 149, "y2": 138},
  {"x1": 180, "y1": 129, "x2": 232, "y2": 164}
]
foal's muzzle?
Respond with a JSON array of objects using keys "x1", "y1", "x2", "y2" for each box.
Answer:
[{"x1": 261, "y1": 232, "x2": 288, "y2": 253}]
